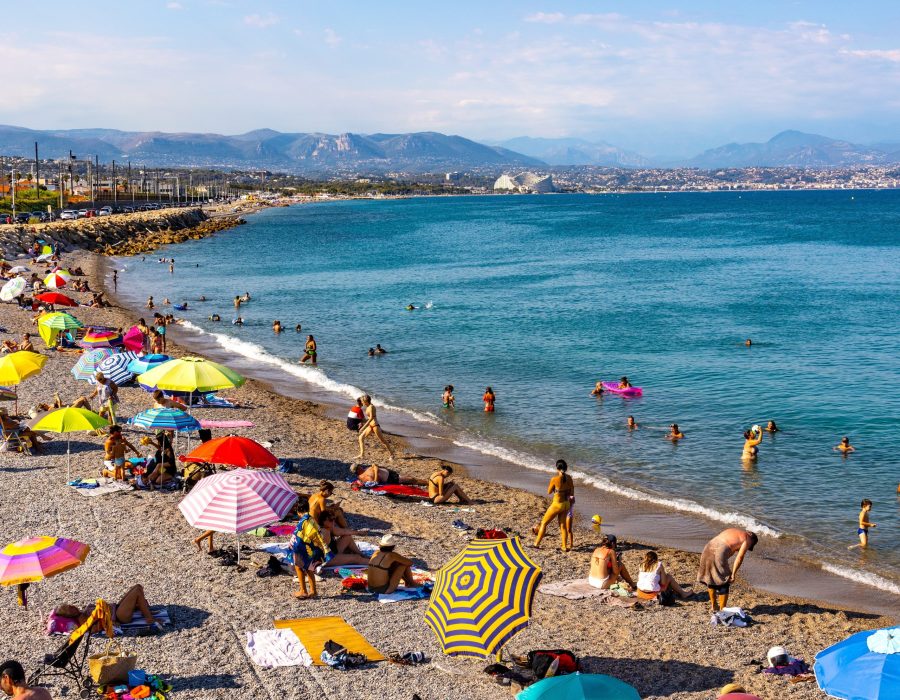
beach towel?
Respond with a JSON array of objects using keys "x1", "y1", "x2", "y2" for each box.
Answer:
[
  {"x1": 538, "y1": 579, "x2": 641, "y2": 606},
  {"x1": 338, "y1": 568, "x2": 434, "y2": 585},
  {"x1": 364, "y1": 484, "x2": 431, "y2": 499},
  {"x1": 68, "y1": 479, "x2": 133, "y2": 498},
  {"x1": 378, "y1": 587, "x2": 429, "y2": 604},
  {"x1": 267, "y1": 525, "x2": 295, "y2": 537},
  {"x1": 710, "y1": 607, "x2": 751, "y2": 627},
  {"x1": 698, "y1": 539, "x2": 732, "y2": 588},
  {"x1": 273, "y1": 617, "x2": 384, "y2": 666},
  {"x1": 199, "y1": 419, "x2": 254, "y2": 429},
  {"x1": 245, "y1": 629, "x2": 313, "y2": 668},
  {"x1": 48, "y1": 606, "x2": 170, "y2": 637}
]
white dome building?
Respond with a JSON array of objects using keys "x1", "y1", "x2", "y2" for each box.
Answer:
[{"x1": 493, "y1": 172, "x2": 555, "y2": 193}]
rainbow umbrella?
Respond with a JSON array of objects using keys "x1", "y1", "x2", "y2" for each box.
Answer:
[
  {"x1": 425, "y1": 536, "x2": 542, "y2": 658},
  {"x1": 37, "y1": 312, "x2": 82, "y2": 347},
  {"x1": 179, "y1": 469, "x2": 297, "y2": 567},
  {"x1": 71, "y1": 348, "x2": 116, "y2": 382},
  {"x1": 43, "y1": 271, "x2": 70, "y2": 289},
  {"x1": 31, "y1": 407, "x2": 110, "y2": 480},
  {"x1": 34, "y1": 291, "x2": 78, "y2": 307},
  {"x1": 516, "y1": 674, "x2": 640, "y2": 700},
  {"x1": 0, "y1": 277, "x2": 26, "y2": 301},
  {"x1": 0, "y1": 536, "x2": 90, "y2": 608},
  {"x1": 78, "y1": 328, "x2": 123, "y2": 349}
]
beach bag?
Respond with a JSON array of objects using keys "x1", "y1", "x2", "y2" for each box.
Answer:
[
  {"x1": 659, "y1": 587, "x2": 676, "y2": 606},
  {"x1": 527, "y1": 649, "x2": 578, "y2": 678},
  {"x1": 475, "y1": 528, "x2": 507, "y2": 540},
  {"x1": 88, "y1": 641, "x2": 137, "y2": 684}
]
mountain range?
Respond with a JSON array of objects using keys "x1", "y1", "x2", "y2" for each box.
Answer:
[{"x1": 1, "y1": 125, "x2": 899, "y2": 172}]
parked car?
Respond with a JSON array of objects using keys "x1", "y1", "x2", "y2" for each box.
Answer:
[
  {"x1": 29, "y1": 211, "x2": 46, "y2": 222},
  {"x1": 97, "y1": 206, "x2": 113, "y2": 216},
  {"x1": 60, "y1": 210, "x2": 79, "y2": 220},
  {"x1": 14, "y1": 212, "x2": 31, "y2": 223}
]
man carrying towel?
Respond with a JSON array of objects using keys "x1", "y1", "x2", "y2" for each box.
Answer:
[{"x1": 697, "y1": 528, "x2": 758, "y2": 612}]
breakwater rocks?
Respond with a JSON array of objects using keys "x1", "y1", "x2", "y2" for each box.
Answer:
[{"x1": 0, "y1": 208, "x2": 245, "y2": 259}]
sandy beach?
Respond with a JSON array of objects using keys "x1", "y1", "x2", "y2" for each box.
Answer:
[{"x1": 0, "y1": 248, "x2": 894, "y2": 700}]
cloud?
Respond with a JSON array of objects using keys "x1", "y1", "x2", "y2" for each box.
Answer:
[
  {"x1": 844, "y1": 48, "x2": 900, "y2": 62},
  {"x1": 524, "y1": 12, "x2": 565, "y2": 24},
  {"x1": 244, "y1": 13, "x2": 279, "y2": 29},
  {"x1": 323, "y1": 28, "x2": 341, "y2": 47},
  {"x1": 166, "y1": 2, "x2": 183, "y2": 10}
]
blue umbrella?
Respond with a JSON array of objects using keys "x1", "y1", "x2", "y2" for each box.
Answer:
[
  {"x1": 129, "y1": 408, "x2": 200, "y2": 433},
  {"x1": 127, "y1": 354, "x2": 170, "y2": 375},
  {"x1": 96, "y1": 352, "x2": 139, "y2": 386},
  {"x1": 516, "y1": 673, "x2": 640, "y2": 700},
  {"x1": 815, "y1": 626, "x2": 900, "y2": 700},
  {"x1": 71, "y1": 349, "x2": 116, "y2": 382}
]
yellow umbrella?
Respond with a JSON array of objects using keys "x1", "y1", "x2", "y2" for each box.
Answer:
[
  {"x1": 0, "y1": 352, "x2": 47, "y2": 413},
  {"x1": 138, "y1": 356, "x2": 245, "y2": 409},
  {"x1": 32, "y1": 407, "x2": 110, "y2": 480}
]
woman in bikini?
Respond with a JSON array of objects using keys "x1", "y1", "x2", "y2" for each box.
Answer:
[
  {"x1": 300, "y1": 335, "x2": 317, "y2": 364},
  {"x1": 350, "y1": 463, "x2": 426, "y2": 486},
  {"x1": 428, "y1": 464, "x2": 470, "y2": 504},
  {"x1": 482, "y1": 387, "x2": 495, "y2": 412},
  {"x1": 357, "y1": 394, "x2": 395, "y2": 460},
  {"x1": 55, "y1": 585, "x2": 161, "y2": 632},
  {"x1": 533, "y1": 459, "x2": 574, "y2": 551},
  {"x1": 742, "y1": 426, "x2": 763, "y2": 460},
  {"x1": 367, "y1": 534, "x2": 416, "y2": 594}
]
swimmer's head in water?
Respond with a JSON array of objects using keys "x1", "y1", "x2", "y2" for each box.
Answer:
[{"x1": 841, "y1": 436, "x2": 850, "y2": 444}]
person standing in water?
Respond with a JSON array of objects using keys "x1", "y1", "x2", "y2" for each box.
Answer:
[
  {"x1": 835, "y1": 436, "x2": 855, "y2": 454},
  {"x1": 850, "y1": 499, "x2": 876, "y2": 549},
  {"x1": 742, "y1": 426, "x2": 763, "y2": 459},
  {"x1": 627, "y1": 416, "x2": 638, "y2": 430},
  {"x1": 533, "y1": 459, "x2": 574, "y2": 552},
  {"x1": 357, "y1": 394, "x2": 395, "y2": 461},
  {"x1": 482, "y1": 387, "x2": 495, "y2": 412},
  {"x1": 590, "y1": 382, "x2": 604, "y2": 397},
  {"x1": 233, "y1": 295, "x2": 242, "y2": 312},
  {"x1": 666, "y1": 423, "x2": 684, "y2": 441},
  {"x1": 442, "y1": 385, "x2": 455, "y2": 409},
  {"x1": 300, "y1": 335, "x2": 317, "y2": 365}
]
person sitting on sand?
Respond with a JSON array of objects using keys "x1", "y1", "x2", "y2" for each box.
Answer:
[
  {"x1": 308, "y1": 481, "x2": 349, "y2": 529},
  {"x1": 317, "y1": 511, "x2": 370, "y2": 567},
  {"x1": 0, "y1": 409, "x2": 45, "y2": 451},
  {"x1": 533, "y1": 459, "x2": 574, "y2": 552},
  {"x1": 835, "y1": 436, "x2": 855, "y2": 454},
  {"x1": 428, "y1": 464, "x2": 470, "y2": 505},
  {"x1": 697, "y1": 528, "x2": 757, "y2": 612},
  {"x1": 357, "y1": 394, "x2": 395, "y2": 460},
  {"x1": 590, "y1": 382, "x2": 604, "y2": 397},
  {"x1": 142, "y1": 431, "x2": 176, "y2": 489},
  {"x1": 627, "y1": 415, "x2": 638, "y2": 430},
  {"x1": 483, "y1": 387, "x2": 495, "y2": 412},
  {"x1": 589, "y1": 535, "x2": 635, "y2": 590},
  {"x1": 54, "y1": 584, "x2": 161, "y2": 633},
  {"x1": 618, "y1": 376, "x2": 631, "y2": 389},
  {"x1": 103, "y1": 425, "x2": 139, "y2": 481},
  {"x1": 765, "y1": 420, "x2": 779, "y2": 433},
  {"x1": 0, "y1": 659, "x2": 52, "y2": 700},
  {"x1": 1, "y1": 333, "x2": 34, "y2": 354},
  {"x1": 290, "y1": 503, "x2": 332, "y2": 599},
  {"x1": 850, "y1": 499, "x2": 876, "y2": 549},
  {"x1": 367, "y1": 534, "x2": 417, "y2": 594},
  {"x1": 742, "y1": 426, "x2": 763, "y2": 459},
  {"x1": 350, "y1": 463, "x2": 427, "y2": 487},
  {"x1": 636, "y1": 550, "x2": 691, "y2": 600},
  {"x1": 666, "y1": 423, "x2": 685, "y2": 441}
]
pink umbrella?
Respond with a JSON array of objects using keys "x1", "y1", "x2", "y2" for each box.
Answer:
[
  {"x1": 178, "y1": 469, "x2": 297, "y2": 567},
  {"x1": 122, "y1": 326, "x2": 147, "y2": 352}
]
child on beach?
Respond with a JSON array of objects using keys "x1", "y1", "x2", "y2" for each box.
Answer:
[
  {"x1": 850, "y1": 500, "x2": 876, "y2": 549},
  {"x1": 290, "y1": 504, "x2": 332, "y2": 599}
]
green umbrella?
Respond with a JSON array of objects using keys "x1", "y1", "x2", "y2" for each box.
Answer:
[{"x1": 517, "y1": 673, "x2": 640, "y2": 700}]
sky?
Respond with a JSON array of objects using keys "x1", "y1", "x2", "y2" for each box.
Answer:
[{"x1": 2, "y1": 1, "x2": 900, "y2": 157}]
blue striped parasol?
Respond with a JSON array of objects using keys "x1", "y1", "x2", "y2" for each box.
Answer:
[
  {"x1": 128, "y1": 408, "x2": 200, "y2": 433},
  {"x1": 71, "y1": 349, "x2": 116, "y2": 382},
  {"x1": 96, "y1": 352, "x2": 139, "y2": 386},
  {"x1": 127, "y1": 354, "x2": 170, "y2": 375}
]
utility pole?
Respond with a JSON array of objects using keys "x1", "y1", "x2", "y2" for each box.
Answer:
[
  {"x1": 189, "y1": 172, "x2": 193, "y2": 204},
  {"x1": 10, "y1": 167, "x2": 16, "y2": 219},
  {"x1": 129, "y1": 161, "x2": 134, "y2": 203},
  {"x1": 68, "y1": 150, "x2": 76, "y2": 200},
  {"x1": 155, "y1": 169, "x2": 160, "y2": 201},
  {"x1": 175, "y1": 175, "x2": 179, "y2": 205},
  {"x1": 58, "y1": 161, "x2": 64, "y2": 209},
  {"x1": 34, "y1": 141, "x2": 39, "y2": 201},
  {"x1": 112, "y1": 160, "x2": 117, "y2": 206}
]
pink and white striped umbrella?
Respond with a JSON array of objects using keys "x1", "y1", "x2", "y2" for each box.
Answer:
[{"x1": 178, "y1": 468, "x2": 297, "y2": 534}]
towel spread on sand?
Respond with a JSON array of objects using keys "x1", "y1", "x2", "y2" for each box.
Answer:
[
  {"x1": 258, "y1": 541, "x2": 379, "y2": 569},
  {"x1": 48, "y1": 605, "x2": 171, "y2": 636},
  {"x1": 245, "y1": 629, "x2": 313, "y2": 668},
  {"x1": 274, "y1": 617, "x2": 385, "y2": 665},
  {"x1": 69, "y1": 479, "x2": 133, "y2": 498},
  {"x1": 697, "y1": 539, "x2": 732, "y2": 588},
  {"x1": 378, "y1": 587, "x2": 430, "y2": 604},
  {"x1": 538, "y1": 579, "x2": 641, "y2": 606},
  {"x1": 199, "y1": 419, "x2": 254, "y2": 428}
]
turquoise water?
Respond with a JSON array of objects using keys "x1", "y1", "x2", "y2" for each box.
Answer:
[{"x1": 116, "y1": 192, "x2": 900, "y2": 591}]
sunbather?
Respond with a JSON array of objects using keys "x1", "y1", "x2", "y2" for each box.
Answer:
[
  {"x1": 317, "y1": 511, "x2": 370, "y2": 566},
  {"x1": 54, "y1": 584, "x2": 161, "y2": 632},
  {"x1": 142, "y1": 431, "x2": 176, "y2": 489},
  {"x1": 589, "y1": 535, "x2": 635, "y2": 590},
  {"x1": 0, "y1": 409, "x2": 45, "y2": 451},
  {"x1": 350, "y1": 463, "x2": 427, "y2": 487},
  {"x1": 308, "y1": 481, "x2": 348, "y2": 528},
  {"x1": 427, "y1": 464, "x2": 470, "y2": 504},
  {"x1": 367, "y1": 534, "x2": 416, "y2": 594},
  {"x1": 151, "y1": 389, "x2": 183, "y2": 410},
  {"x1": 636, "y1": 550, "x2": 691, "y2": 600}
]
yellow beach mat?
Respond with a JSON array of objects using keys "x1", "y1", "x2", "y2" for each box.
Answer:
[{"x1": 274, "y1": 617, "x2": 385, "y2": 665}]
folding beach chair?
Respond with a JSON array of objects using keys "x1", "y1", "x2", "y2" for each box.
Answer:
[
  {"x1": 0, "y1": 425, "x2": 32, "y2": 455},
  {"x1": 30, "y1": 599, "x2": 114, "y2": 698}
]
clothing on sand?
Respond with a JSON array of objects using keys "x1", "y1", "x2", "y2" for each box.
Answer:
[{"x1": 245, "y1": 629, "x2": 313, "y2": 668}]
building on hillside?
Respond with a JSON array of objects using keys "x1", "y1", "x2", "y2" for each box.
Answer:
[{"x1": 493, "y1": 172, "x2": 555, "y2": 193}]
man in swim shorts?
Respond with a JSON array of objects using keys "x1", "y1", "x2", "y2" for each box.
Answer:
[
  {"x1": 103, "y1": 425, "x2": 139, "y2": 481},
  {"x1": 697, "y1": 528, "x2": 757, "y2": 611},
  {"x1": 350, "y1": 463, "x2": 426, "y2": 487}
]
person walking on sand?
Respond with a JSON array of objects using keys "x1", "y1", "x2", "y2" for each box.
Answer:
[
  {"x1": 357, "y1": 394, "x2": 395, "y2": 460},
  {"x1": 533, "y1": 459, "x2": 574, "y2": 552},
  {"x1": 482, "y1": 387, "x2": 495, "y2": 412},
  {"x1": 850, "y1": 499, "x2": 876, "y2": 549},
  {"x1": 300, "y1": 335, "x2": 317, "y2": 365},
  {"x1": 697, "y1": 528, "x2": 758, "y2": 612}
]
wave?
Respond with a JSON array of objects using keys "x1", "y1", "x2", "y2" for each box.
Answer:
[
  {"x1": 821, "y1": 562, "x2": 900, "y2": 596},
  {"x1": 450, "y1": 435, "x2": 782, "y2": 538}
]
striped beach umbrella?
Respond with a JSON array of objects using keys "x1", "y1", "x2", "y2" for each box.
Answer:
[
  {"x1": 179, "y1": 469, "x2": 297, "y2": 566},
  {"x1": 78, "y1": 328, "x2": 123, "y2": 349},
  {"x1": 0, "y1": 536, "x2": 90, "y2": 608},
  {"x1": 130, "y1": 407, "x2": 200, "y2": 433},
  {"x1": 37, "y1": 312, "x2": 82, "y2": 347},
  {"x1": 127, "y1": 354, "x2": 169, "y2": 375},
  {"x1": 425, "y1": 537, "x2": 542, "y2": 658},
  {"x1": 96, "y1": 351, "x2": 139, "y2": 386},
  {"x1": 43, "y1": 271, "x2": 70, "y2": 289},
  {"x1": 71, "y1": 348, "x2": 116, "y2": 382},
  {"x1": 0, "y1": 277, "x2": 26, "y2": 301},
  {"x1": 178, "y1": 435, "x2": 277, "y2": 468}
]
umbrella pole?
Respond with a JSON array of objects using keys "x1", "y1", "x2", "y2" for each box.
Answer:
[{"x1": 66, "y1": 438, "x2": 71, "y2": 481}]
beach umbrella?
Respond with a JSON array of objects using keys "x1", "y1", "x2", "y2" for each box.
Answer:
[
  {"x1": 43, "y1": 271, "x2": 70, "y2": 289},
  {"x1": 178, "y1": 435, "x2": 277, "y2": 468},
  {"x1": 516, "y1": 673, "x2": 640, "y2": 700},
  {"x1": 71, "y1": 348, "x2": 116, "y2": 382},
  {"x1": 0, "y1": 351, "x2": 47, "y2": 385},
  {"x1": 130, "y1": 407, "x2": 200, "y2": 432},
  {"x1": 0, "y1": 277, "x2": 26, "y2": 301},
  {"x1": 0, "y1": 387, "x2": 16, "y2": 402},
  {"x1": 122, "y1": 326, "x2": 147, "y2": 352},
  {"x1": 34, "y1": 291, "x2": 78, "y2": 307},
  {"x1": 78, "y1": 328, "x2": 123, "y2": 349},
  {"x1": 815, "y1": 625, "x2": 900, "y2": 700},
  {"x1": 0, "y1": 536, "x2": 90, "y2": 608},
  {"x1": 37, "y1": 312, "x2": 82, "y2": 347},
  {"x1": 138, "y1": 357, "x2": 245, "y2": 412},
  {"x1": 179, "y1": 468, "x2": 297, "y2": 566},
  {"x1": 31, "y1": 407, "x2": 109, "y2": 481},
  {"x1": 425, "y1": 536, "x2": 542, "y2": 658},
  {"x1": 127, "y1": 353, "x2": 169, "y2": 375},
  {"x1": 96, "y1": 351, "x2": 139, "y2": 386}
]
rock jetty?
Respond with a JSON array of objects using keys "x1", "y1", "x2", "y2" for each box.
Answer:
[{"x1": 0, "y1": 207, "x2": 245, "y2": 259}]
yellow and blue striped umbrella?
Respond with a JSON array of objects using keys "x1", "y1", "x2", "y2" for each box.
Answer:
[{"x1": 424, "y1": 536, "x2": 541, "y2": 658}]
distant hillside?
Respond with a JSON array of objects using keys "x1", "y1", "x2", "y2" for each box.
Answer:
[
  {"x1": 686, "y1": 130, "x2": 891, "y2": 168},
  {"x1": 495, "y1": 136, "x2": 649, "y2": 167},
  {"x1": 0, "y1": 125, "x2": 544, "y2": 174}
]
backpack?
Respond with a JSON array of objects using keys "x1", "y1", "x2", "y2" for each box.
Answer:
[
  {"x1": 475, "y1": 529, "x2": 508, "y2": 540},
  {"x1": 528, "y1": 649, "x2": 579, "y2": 678}
]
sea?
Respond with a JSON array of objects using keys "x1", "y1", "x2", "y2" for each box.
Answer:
[{"x1": 113, "y1": 191, "x2": 900, "y2": 598}]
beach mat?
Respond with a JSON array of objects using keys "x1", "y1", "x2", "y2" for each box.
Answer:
[
  {"x1": 539, "y1": 579, "x2": 640, "y2": 606},
  {"x1": 118, "y1": 605, "x2": 171, "y2": 632},
  {"x1": 199, "y1": 419, "x2": 254, "y2": 429},
  {"x1": 68, "y1": 479, "x2": 133, "y2": 498},
  {"x1": 274, "y1": 617, "x2": 384, "y2": 665}
]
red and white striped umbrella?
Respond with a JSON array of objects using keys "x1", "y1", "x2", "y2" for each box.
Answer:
[{"x1": 179, "y1": 468, "x2": 297, "y2": 534}]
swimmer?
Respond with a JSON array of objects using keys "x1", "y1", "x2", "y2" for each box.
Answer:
[
  {"x1": 199, "y1": 295, "x2": 206, "y2": 301},
  {"x1": 849, "y1": 499, "x2": 876, "y2": 549},
  {"x1": 209, "y1": 314, "x2": 221, "y2": 322},
  {"x1": 295, "y1": 323, "x2": 302, "y2": 332},
  {"x1": 835, "y1": 436, "x2": 855, "y2": 454},
  {"x1": 180, "y1": 301, "x2": 189, "y2": 309},
  {"x1": 742, "y1": 426, "x2": 763, "y2": 459},
  {"x1": 627, "y1": 415, "x2": 638, "y2": 430},
  {"x1": 482, "y1": 387, "x2": 495, "y2": 412},
  {"x1": 163, "y1": 298, "x2": 170, "y2": 306},
  {"x1": 666, "y1": 423, "x2": 684, "y2": 441},
  {"x1": 241, "y1": 291, "x2": 251, "y2": 302},
  {"x1": 745, "y1": 339, "x2": 752, "y2": 347},
  {"x1": 234, "y1": 296, "x2": 241, "y2": 310},
  {"x1": 590, "y1": 382, "x2": 604, "y2": 397},
  {"x1": 272, "y1": 320, "x2": 283, "y2": 333},
  {"x1": 618, "y1": 376, "x2": 631, "y2": 389},
  {"x1": 765, "y1": 420, "x2": 779, "y2": 433},
  {"x1": 367, "y1": 348, "x2": 375, "y2": 357},
  {"x1": 146, "y1": 296, "x2": 154, "y2": 309},
  {"x1": 405, "y1": 304, "x2": 417, "y2": 311},
  {"x1": 233, "y1": 317, "x2": 243, "y2": 326},
  {"x1": 442, "y1": 385, "x2": 455, "y2": 409},
  {"x1": 374, "y1": 344, "x2": 387, "y2": 354},
  {"x1": 300, "y1": 335, "x2": 317, "y2": 365}
]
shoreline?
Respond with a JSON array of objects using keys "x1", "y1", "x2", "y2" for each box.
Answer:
[{"x1": 101, "y1": 236, "x2": 900, "y2": 618}]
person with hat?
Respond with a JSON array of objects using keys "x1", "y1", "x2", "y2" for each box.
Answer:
[{"x1": 367, "y1": 535, "x2": 416, "y2": 594}]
